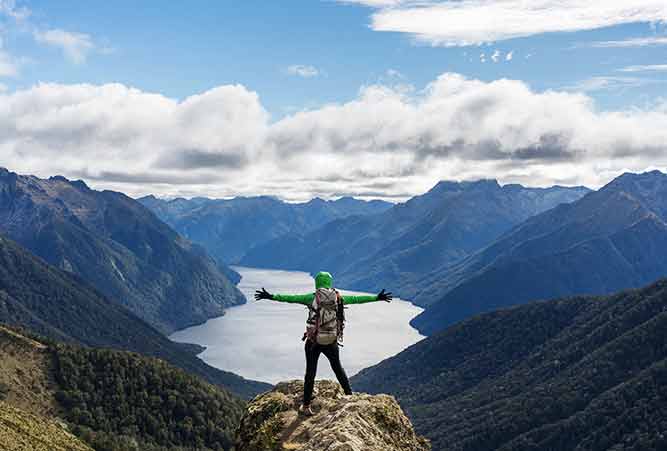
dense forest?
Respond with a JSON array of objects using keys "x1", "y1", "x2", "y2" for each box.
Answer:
[
  {"x1": 0, "y1": 324, "x2": 249, "y2": 451},
  {"x1": 52, "y1": 345, "x2": 246, "y2": 451},
  {"x1": 352, "y1": 279, "x2": 667, "y2": 451}
]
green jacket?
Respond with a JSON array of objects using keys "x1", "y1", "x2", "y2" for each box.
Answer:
[
  {"x1": 270, "y1": 270, "x2": 380, "y2": 305},
  {"x1": 272, "y1": 292, "x2": 380, "y2": 305}
]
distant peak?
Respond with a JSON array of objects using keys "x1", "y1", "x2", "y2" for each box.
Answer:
[
  {"x1": 463, "y1": 179, "x2": 501, "y2": 189},
  {"x1": 71, "y1": 180, "x2": 90, "y2": 191},
  {"x1": 605, "y1": 169, "x2": 667, "y2": 190},
  {"x1": 48, "y1": 174, "x2": 89, "y2": 191},
  {"x1": 430, "y1": 178, "x2": 501, "y2": 194}
]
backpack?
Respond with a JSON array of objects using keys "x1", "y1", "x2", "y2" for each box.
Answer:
[{"x1": 306, "y1": 288, "x2": 345, "y2": 345}]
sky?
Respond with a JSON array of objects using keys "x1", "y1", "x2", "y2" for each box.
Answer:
[{"x1": 0, "y1": 0, "x2": 666, "y2": 201}]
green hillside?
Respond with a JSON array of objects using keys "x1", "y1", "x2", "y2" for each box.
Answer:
[
  {"x1": 353, "y1": 279, "x2": 667, "y2": 451},
  {"x1": 0, "y1": 326, "x2": 247, "y2": 451}
]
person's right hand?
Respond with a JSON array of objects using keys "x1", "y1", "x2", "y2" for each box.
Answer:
[
  {"x1": 254, "y1": 288, "x2": 274, "y2": 301},
  {"x1": 377, "y1": 289, "x2": 393, "y2": 302}
]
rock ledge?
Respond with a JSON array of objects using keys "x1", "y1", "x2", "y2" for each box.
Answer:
[{"x1": 235, "y1": 379, "x2": 430, "y2": 451}]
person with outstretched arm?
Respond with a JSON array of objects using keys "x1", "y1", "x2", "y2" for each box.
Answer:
[{"x1": 255, "y1": 271, "x2": 392, "y2": 416}]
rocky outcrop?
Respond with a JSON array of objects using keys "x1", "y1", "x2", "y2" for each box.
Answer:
[{"x1": 235, "y1": 380, "x2": 430, "y2": 451}]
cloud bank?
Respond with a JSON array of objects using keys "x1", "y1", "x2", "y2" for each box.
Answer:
[{"x1": 1, "y1": 74, "x2": 666, "y2": 201}]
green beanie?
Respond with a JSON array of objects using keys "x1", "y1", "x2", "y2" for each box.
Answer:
[{"x1": 315, "y1": 271, "x2": 333, "y2": 289}]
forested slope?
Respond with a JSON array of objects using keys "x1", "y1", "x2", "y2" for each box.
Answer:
[{"x1": 353, "y1": 279, "x2": 667, "y2": 451}]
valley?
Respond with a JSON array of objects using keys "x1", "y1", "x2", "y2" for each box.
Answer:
[{"x1": 170, "y1": 266, "x2": 425, "y2": 383}]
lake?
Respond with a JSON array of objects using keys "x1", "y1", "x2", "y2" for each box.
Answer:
[{"x1": 170, "y1": 266, "x2": 425, "y2": 384}]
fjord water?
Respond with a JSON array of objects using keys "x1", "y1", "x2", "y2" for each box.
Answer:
[{"x1": 170, "y1": 266, "x2": 425, "y2": 384}]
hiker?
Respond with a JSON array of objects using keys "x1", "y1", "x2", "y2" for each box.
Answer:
[{"x1": 254, "y1": 271, "x2": 392, "y2": 415}]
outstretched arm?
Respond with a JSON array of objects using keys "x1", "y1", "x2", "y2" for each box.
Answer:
[
  {"x1": 272, "y1": 293, "x2": 315, "y2": 305},
  {"x1": 342, "y1": 289, "x2": 392, "y2": 305},
  {"x1": 254, "y1": 288, "x2": 314, "y2": 305}
]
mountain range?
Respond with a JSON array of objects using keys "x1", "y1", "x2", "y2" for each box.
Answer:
[
  {"x1": 352, "y1": 279, "x2": 667, "y2": 451},
  {"x1": 412, "y1": 170, "x2": 667, "y2": 334},
  {"x1": 139, "y1": 194, "x2": 392, "y2": 264},
  {"x1": 241, "y1": 180, "x2": 590, "y2": 304},
  {"x1": 0, "y1": 232, "x2": 269, "y2": 398},
  {"x1": 0, "y1": 168, "x2": 243, "y2": 334}
]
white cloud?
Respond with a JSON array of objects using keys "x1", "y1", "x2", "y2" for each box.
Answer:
[
  {"x1": 33, "y1": 29, "x2": 94, "y2": 64},
  {"x1": 619, "y1": 64, "x2": 667, "y2": 72},
  {"x1": 0, "y1": 38, "x2": 19, "y2": 77},
  {"x1": 337, "y1": 0, "x2": 405, "y2": 6},
  {"x1": 385, "y1": 69, "x2": 404, "y2": 78},
  {"x1": 491, "y1": 50, "x2": 501, "y2": 63},
  {"x1": 589, "y1": 36, "x2": 667, "y2": 48},
  {"x1": 339, "y1": 0, "x2": 667, "y2": 46},
  {"x1": 1, "y1": 75, "x2": 667, "y2": 201},
  {"x1": 0, "y1": 0, "x2": 30, "y2": 21},
  {"x1": 479, "y1": 52, "x2": 486, "y2": 63},
  {"x1": 506, "y1": 51, "x2": 514, "y2": 61},
  {"x1": 286, "y1": 64, "x2": 320, "y2": 78},
  {"x1": 566, "y1": 76, "x2": 660, "y2": 92},
  {"x1": 0, "y1": 50, "x2": 18, "y2": 76}
]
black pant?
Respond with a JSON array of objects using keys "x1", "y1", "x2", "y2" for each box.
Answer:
[{"x1": 303, "y1": 339, "x2": 352, "y2": 405}]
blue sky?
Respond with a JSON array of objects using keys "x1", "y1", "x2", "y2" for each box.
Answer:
[
  {"x1": 0, "y1": 0, "x2": 666, "y2": 200},
  {"x1": 5, "y1": 0, "x2": 666, "y2": 114}
]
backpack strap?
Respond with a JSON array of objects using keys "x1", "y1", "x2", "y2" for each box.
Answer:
[{"x1": 303, "y1": 290, "x2": 321, "y2": 342}]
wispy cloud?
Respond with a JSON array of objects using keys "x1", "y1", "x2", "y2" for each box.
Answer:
[
  {"x1": 0, "y1": 50, "x2": 18, "y2": 76},
  {"x1": 0, "y1": 37, "x2": 20, "y2": 77},
  {"x1": 338, "y1": 1, "x2": 667, "y2": 47},
  {"x1": 33, "y1": 29, "x2": 95, "y2": 64},
  {"x1": 588, "y1": 36, "x2": 667, "y2": 48},
  {"x1": 566, "y1": 76, "x2": 659, "y2": 92},
  {"x1": 506, "y1": 51, "x2": 514, "y2": 61},
  {"x1": 286, "y1": 64, "x2": 320, "y2": 78},
  {"x1": 0, "y1": 0, "x2": 30, "y2": 21},
  {"x1": 618, "y1": 64, "x2": 667, "y2": 73}
]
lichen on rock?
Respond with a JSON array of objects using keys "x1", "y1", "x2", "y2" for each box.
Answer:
[{"x1": 235, "y1": 380, "x2": 430, "y2": 451}]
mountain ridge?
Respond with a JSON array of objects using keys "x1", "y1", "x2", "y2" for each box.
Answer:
[
  {"x1": 241, "y1": 179, "x2": 590, "y2": 302},
  {"x1": 0, "y1": 167, "x2": 244, "y2": 334},
  {"x1": 412, "y1": 169, "x2": 667, "y2": 334},
  {"x1": 139, "y1": 192, "x2": 393, "y2": 264}
]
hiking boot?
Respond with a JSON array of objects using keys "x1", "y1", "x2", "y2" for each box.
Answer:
[{"x1": 298, "y1": 404, "x2": 314, "y2": 417}]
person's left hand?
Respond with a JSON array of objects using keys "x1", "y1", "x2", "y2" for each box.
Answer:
[
  {"x1": 377, "y1": 289, "x2": 392, "y2": 302},
  {"x1": 254, "y1": 287, "x2": 274, "y2": 301}
]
